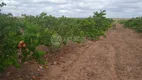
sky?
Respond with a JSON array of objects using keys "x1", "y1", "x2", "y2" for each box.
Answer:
[{"x1": 0, "y1": 0, "x2": 142, "y2": 18}]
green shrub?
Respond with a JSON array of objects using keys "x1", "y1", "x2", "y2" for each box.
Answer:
[
  {"x1": 0, "y1": 2, "x2": 113, "y2": 72},
  {"x1": 123, "y1": 17, "x2": 142, "y2": 32}
]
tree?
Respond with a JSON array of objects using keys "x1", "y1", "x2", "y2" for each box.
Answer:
[{"x1": 0, "y1": 2, "x2": 6, "y2": 12}]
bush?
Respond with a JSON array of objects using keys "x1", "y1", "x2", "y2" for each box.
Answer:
[
  {"x1": 123, "y1": 17, "x2": 142, "y2": 32},
  {"x1": 0, "y1": 2, "x2": 113, "y2": 72}
]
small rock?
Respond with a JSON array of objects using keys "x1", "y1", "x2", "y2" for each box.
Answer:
[
  {"x1": 53, "y1": 62, "x2": 57, "y2": 65},
  {"x1": 39, "y1": 65, "x2": 43, "y2": 69}
]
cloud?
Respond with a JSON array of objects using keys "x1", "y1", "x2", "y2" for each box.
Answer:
[
  {"x1": 0, "y1": 0, "x2": 142, "y2": 18},
  {"x1": 103, "y1": 0, "x2": 142, "y2": 18}
]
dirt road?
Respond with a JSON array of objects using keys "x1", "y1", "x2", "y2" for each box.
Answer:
[{"x1": 43, "y1": 24, "x2": 142, "y2": 80}]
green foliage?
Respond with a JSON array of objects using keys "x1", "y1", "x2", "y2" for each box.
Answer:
[
  {"x1": 123, "y1": 17, "x2": 142, "y2": 32},
  {"x1": 0, "y1": 5, "x2": 113, "y2": 72},
  {"x1": 118, "y1": 20, "x2": 127, "y2": 24}
]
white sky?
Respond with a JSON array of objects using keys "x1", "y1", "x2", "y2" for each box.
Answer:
[{"x1": 1, "y1": 0, "x2": 142, "y2": 18}]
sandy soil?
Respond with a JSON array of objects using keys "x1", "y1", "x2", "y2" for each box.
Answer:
[{"x1": 0, "y1": 24, "x2": 142, "y2": 80}]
